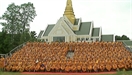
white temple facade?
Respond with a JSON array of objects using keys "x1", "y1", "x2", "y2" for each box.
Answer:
[{"x1": 37, "y1": 0, "x2": 114, "y2": 42}]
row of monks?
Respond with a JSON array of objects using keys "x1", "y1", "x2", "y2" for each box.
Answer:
[{"x1": 0, "y1": 41, "x2": 132, "y2": 72}]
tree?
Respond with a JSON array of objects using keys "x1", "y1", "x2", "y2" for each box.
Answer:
[
  {"x1": 29, "y1": 31, "x2": 37, "y2": 41},
  {"x1": 115, "y1": 35, "x2": 121, "y2": 40},
  {"x1": 31, "y1": 31, "x2": 37, "y2": 38},
  {"x1": 121, "y1": 35, "x2": 130, "y2": 40},
  {"x1": 0, "y1": 3, "x2": 20, "y2": 43},
  {"x1": 0, "y1": 2, "x2": 37, "y2": 54},
  {"x1": 19, "y1": 2, "x2": 37, "y2": 33},
  {"x1": 115, "y1": 35, "x2": 130, "y2": 40},
  {"x1": 19, "y1": 2, "x2": 37, "y2": 43},
  {"x1": 0, "y1": 2, "x2": 36, "y2": 43},
  {"x1": 20, "y1": 31, "x2": 31, "y2": 44},
  {"x1": 0, "y1": 31, "x2": 11, "y2": 54}
]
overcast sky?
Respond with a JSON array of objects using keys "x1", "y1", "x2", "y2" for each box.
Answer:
[{"x1": 0, "y1": 0, "x2": 132, "y2": 39}]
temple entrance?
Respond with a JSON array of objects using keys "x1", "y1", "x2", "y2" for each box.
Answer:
[{"x1": 53, "y1": 36, "x2": 65, "y2": 42}]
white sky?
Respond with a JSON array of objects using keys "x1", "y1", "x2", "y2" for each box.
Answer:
[{"x1": 0, "y1": 0, "x2": 132, "y2": 39}]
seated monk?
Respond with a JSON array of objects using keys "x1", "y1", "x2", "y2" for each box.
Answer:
[{"x1": 40, "y1": 63, "x2": 45, "y2": 71}]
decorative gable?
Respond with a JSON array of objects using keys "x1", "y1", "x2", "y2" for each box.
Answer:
[
  {"x1": 63, "y1": 16, "x2": 81, "y2": 31},
  {"x1": 52, "y1": 26, "x2": 68, "y2": 36},
  {"x1": 48, "y1": 17, "x2": 75, "y2": 36}
]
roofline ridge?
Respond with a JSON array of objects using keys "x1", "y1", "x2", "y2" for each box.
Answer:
[
  {"x1": 93, "y1": 27, "x2": 101, "y2": 28},
  {"x1": 82, "y1": 21, "x2": 92, "y2": 23},
  {"x1": 48, "y1": 24, "x2": 55, "y2": 25},
  {"x1": 102, "y1": 34, "x2": 114, "y2": 35}
]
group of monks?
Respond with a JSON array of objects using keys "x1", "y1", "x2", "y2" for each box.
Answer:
[{"x1": 0, "y1": 41, "x2": 132, "y2": 72}]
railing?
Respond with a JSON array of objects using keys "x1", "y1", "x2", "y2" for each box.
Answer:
[
  {"x1": 122, "y1": 42, "x2": 132, "y2": 52},
  {"x1": 0, "y1": 42, "x2": 27, "y2": 58},
  {"x1": 0, "y1": 54, "x2": 8, "y2": 58},
  {"x1": 9, "y1": 42, "x2": 27, "y2": 56}
]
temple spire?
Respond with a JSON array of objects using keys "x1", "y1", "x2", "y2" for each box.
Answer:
[{"x1": 63, "y1": 0, "x2": 75, "y2": 24}]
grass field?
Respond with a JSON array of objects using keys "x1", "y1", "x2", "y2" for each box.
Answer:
[{"x1": 0, "y1": 71, "x2": 132, "y2": 75}]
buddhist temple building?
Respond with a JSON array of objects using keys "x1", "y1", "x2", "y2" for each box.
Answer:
[{"x1": 37, "y1": 0, "x2": 114, "y2": 42}]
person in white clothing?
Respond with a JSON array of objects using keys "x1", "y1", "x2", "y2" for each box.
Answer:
[{"x1": 36, "y1": 59, "x2": 38, "y2": 63}]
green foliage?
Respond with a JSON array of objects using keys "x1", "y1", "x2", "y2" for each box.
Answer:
[
  {"x1": 0, "y1": 2, "x2": 36, "y2": 43},
  {"x1": 30, "y1": 31, "x2": 37, "y2": 42},
  {"x1": 20, "y1": 2, "x2": 37, "y2": 33},
  {"x1": 0, "y1": 2, "x2": 37, "y2": 54},
  {"x1": 0, "y1": 31, "x2": 37, "y2": 54},
  {"x1": 115, "y1": 35, "x2": 130, "y2": 40},
  {"x1": 0, "y1": 3, "x2": 21, "y2": 34},
  {"x1": 0, "y1": 31, "x2": 11, "y2": 53},
  {"x1": 20, "y1": 32, "x2": 30, "y2": 44}
]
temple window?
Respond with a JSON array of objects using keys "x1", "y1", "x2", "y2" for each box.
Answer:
[
  {"x1": 81, "y1": 38, "x2": 84, "y2": 41},
  {"x1": 77, "y1": 38, "x2": 80, "y2": 41},
  {"x1": 86, "y1": 38, "x2": 89, "y2": 41}
]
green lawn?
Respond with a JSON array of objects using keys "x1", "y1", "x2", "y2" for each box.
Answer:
[
  {"x1": 0, "y1": 71, "x2": 132, "y2": 75},
  {"x1": 99, "y1": 71, "x2": 132, "y2": 75}
]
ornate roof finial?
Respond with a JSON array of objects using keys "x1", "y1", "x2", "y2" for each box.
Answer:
[{"x1": 64, "y1": 0, "x2": 75, "y2": 24}]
